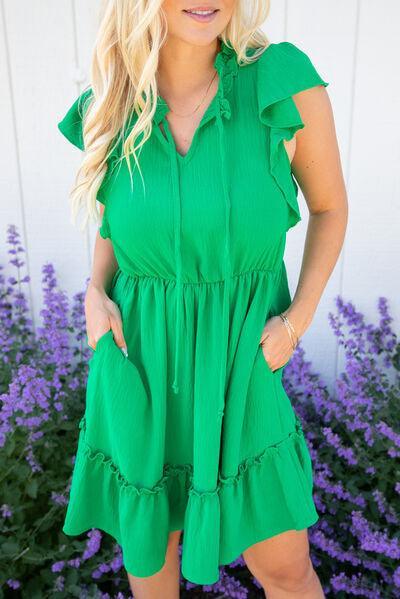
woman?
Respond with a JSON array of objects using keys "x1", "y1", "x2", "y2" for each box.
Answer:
[{"x1": 58, "y1": 1, "x2": 347, "y2": 597}]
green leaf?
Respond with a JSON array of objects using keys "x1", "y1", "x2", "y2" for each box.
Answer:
[
  {"x1": 5, "y1": 437, "x2": 16, "y2": 457},
  {"x1": 26, "y1": 479, "x2": 39, "y2": 499},
  {"x1": 68, "y1": 584, "x2": 84, "y2": 597},
  {"x1": 1, "y1": 540, "x2": 19, "y2": 555},
  {"x1": 57, "y1": 421, "x2": 79, "y2": 431},
  {"x1": 65, "y1": 568, "x2": 78, "y2": 585},
  {"x1": 15, "y1": 463, "x2": 30, "y2": 479}
]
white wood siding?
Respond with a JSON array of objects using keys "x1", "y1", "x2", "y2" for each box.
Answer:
[{"x1": 1, "y1": 0, "x2": 399, "y2": 384}]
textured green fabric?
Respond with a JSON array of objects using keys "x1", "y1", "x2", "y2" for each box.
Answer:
[{"x1": 57, "y1": 39, "x2": 328, "y2": 585}]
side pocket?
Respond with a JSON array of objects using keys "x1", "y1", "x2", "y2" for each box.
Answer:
[
  {"x1": 86, "y1": 328, "x2": 114, "y2": 364},
  {"x1": 256, "y1": 343, "x2": 289, "y2": 376},
  {"x1": 81, "y1": 329, "x2": 113, "y2": 433},
  {"x1": 256, "y1": 343, "x2": 273, "y2": 374},
  {"x1": 83, "y1": 327, "x2": 150, "y2": 481},
  {"x1": 94, "y1": 328, "x2": 114, "y2": 352}
]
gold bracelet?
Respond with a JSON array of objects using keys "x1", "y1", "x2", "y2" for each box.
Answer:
[
  {"x1": 283, "y1": 313, "x2": 297, "y2": 340},
  {"x1": 281, "y1": 318, "x2": 297, "y2": 349},
  {"x1": 286, "y1": 315, "x2": 299, "y2": 348},
  {"x1": 279, "y1": 313, "x2": 299, "y2": 350}
]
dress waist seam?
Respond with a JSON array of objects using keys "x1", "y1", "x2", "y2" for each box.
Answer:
[{"x1": 112, "y1": 266, "x2": 282, "y2": 288}]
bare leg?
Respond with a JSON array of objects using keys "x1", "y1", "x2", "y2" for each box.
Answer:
[
  {"x1": 127, "y1": 530, "x2": 182, "y2": 599},
  {"x1": 242, "y1": 528, "x2": 324, "y2": 599}
]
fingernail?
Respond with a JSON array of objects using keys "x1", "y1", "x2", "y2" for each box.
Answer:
[{"x1": 121, "y1": 347, "x2": 128, "y2": 358}]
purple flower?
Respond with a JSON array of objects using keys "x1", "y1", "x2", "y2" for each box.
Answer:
[
  {"x1": 1, "y1": 225, "x2": 33, "y2": 365},
  {"x1": 394, "y1": 566, "x2": 400, "y2": 589},
  {"x1": 6, "y1": 579, "x2": 21, "y2": 590},
  {"x1": 67, "y1": 557, "x2": 81, "y2": 568},
  {"x1": 82, "y1": 529, "x2": 102, "y2": 560},
  {"x1": 201, "y1": 567, "x2": 248, "y2": 598},
  {"x1": 51, "y1": 560, "x2": 65, "y2": 573},
  {"x1": 330, "y1": 571, "x2": 383, "y2": 598},
  {"x1": 377, "y1": 420, "x2": 400, "y2": 448},
  {"x1": 110, "y1": 553, "x2": 124, "y2": 573},
  {"x1": 372, "y1": 489, "x2": 398, "y2": 525},
  {"x1": 351, "y1": 511, "x2": 400, "y2": 559},
  {"x1": 53, "y1": 575, "x2": 65, "y2": 592},
  {"x1": 309, "y1": 529, "x2": 361, "y2": 566},
  {"x1": 1, "y1": 503, "x2": 12, "y2": 518},
  {"x1": 322, "y1": 426, "x2": 358, "y2": 466},
  {"x1": 51, "y1": 491, "x2": 68, "y2": 506}
]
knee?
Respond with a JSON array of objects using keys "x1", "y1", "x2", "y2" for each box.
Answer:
[{"x1": 262, "y1": 554, "x2": 315, "y2": 593}]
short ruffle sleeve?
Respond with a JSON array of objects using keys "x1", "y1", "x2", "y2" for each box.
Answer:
[
  {"x1": 256, "y1": 41, "x2": 329, "y2": 230},
  {"x1": 57, "y1": 87, "x2": 94, "y2": 151},
  {"x1": 57, "y1": 87, "x2": 111, "y2": 218}
]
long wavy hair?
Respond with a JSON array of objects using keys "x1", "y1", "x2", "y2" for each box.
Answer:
[{"x1": 70, "y1": 0, "x2": 271, "y2": 231}]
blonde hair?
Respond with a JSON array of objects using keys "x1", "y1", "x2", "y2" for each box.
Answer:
[{"x1": 71, "y1": 0, "x2": 270, "y2": 231}]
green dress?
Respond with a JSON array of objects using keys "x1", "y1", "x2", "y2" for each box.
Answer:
[{"x1": 57, "y1": 39, "x2": 328, "y2": 585}]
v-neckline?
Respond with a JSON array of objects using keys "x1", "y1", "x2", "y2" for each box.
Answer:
[
  {"x1": 157, "y1": 89, "x2": 221, "y2": 165},
  {"x1": 154, "y1": 39, "x2": 231, "y2": 165}
]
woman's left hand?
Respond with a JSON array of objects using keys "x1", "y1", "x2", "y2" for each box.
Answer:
[{"x1": 259, "y1": 315, "x2": 295, "y2": 372}]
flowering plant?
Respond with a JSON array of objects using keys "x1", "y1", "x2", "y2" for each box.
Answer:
[{"x1": 286, "y1": 296, "x2": 400, "y2": 597}]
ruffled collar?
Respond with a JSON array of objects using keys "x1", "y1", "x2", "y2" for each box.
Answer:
[{"x1": 153, "y1": 38, "x2": 239, "y2": 124}]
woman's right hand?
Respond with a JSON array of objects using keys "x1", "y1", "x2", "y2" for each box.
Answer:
[{"x1": 85, "y1": 281, "x2": 128, "y2": 356}]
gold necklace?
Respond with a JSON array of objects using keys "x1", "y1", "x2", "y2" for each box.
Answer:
[{"x1": 162, "y1": 69, "x2": 218, "y2": 118}]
